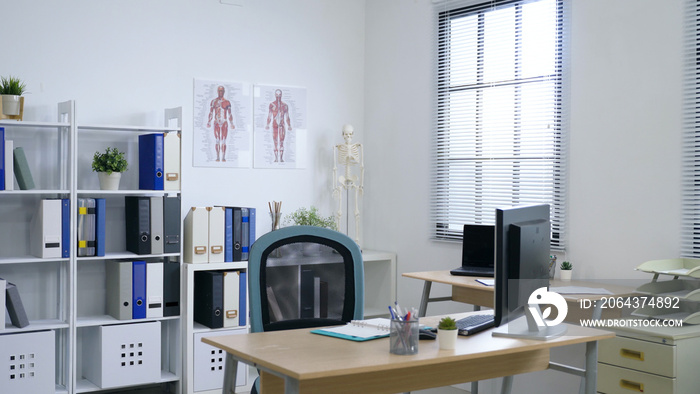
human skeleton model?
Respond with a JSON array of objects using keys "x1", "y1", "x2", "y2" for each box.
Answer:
[
  {"x1": 265, "y1": 89, "x2": 292, "y2": 162},
  {"x1": 207, "y1": 85, "x2": 235, "y2": 162},
  {"x1": 333, "y1": 124, "x2": 364, "y2": 245}
]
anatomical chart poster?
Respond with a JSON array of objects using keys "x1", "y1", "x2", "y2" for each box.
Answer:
[
  {"x1": 193, "y1": 79, "x2": 252, "y2": 167},
  {"x1": 253, "y1": 84, "x2": 307, "y2": 169}
]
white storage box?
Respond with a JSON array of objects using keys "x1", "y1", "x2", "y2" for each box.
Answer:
[
  {"x1": 83, "y1": 321, "x2": 161, "y2": 389},
  {"x1": 194, "y1": 330, "x2": 247, "y2": 391},
  {"x1": 0, "y1": 330, "x2": 55, "y2": 393}
]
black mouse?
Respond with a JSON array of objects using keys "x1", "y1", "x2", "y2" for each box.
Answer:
[{"x1": 419, "y1": 329, "x2": 437, "y2": 340}]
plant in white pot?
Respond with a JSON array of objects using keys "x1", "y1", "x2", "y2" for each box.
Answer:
[
  {"x1": 437, "y1": 316, "x2": 458, "y2": 350},
  {"x1": 92, "y1": 147, "x2": 128, "y2": 190},
  {"x1": 0, "y1": 75, "x2": 27, "y2": 116},
  {"x1": 560, "y1": 261, "x2": 573, "y2": 281}
]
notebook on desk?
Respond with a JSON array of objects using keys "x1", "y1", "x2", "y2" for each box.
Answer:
[{"x1": 450, "y1": 224, "x2": 495, "y2": 277}]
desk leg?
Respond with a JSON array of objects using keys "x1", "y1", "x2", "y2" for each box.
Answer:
[
  {"x1": 223, "y1": 353, "x2": 238, "y2": 394},
  {"x1": 584, "y1": 341, "x2": 598, "y2": 394},
  {"x1": 418, "y1": 281, "x2": 433, "y2": 317},
  {"x1": 284, "y1": 376, "x2": 300, "y2": 394},
  {"x1": 592, "y1": 300, "x2": 604, "y2": 321},
  {"x1": 500, "y1": 375, "x2": 513, "y2": 394}
]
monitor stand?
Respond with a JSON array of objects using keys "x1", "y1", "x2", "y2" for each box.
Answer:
[{"x1": 491, "y1": 304, "x2": 567, "y2": 340}]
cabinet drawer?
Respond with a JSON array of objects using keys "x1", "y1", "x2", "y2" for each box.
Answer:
[
  {"x1": 598, "y1": 336, "x2": 675, "y2": 377},
  {"x1": 598, "y1": 363, "x2": 675, "y2": 394}
]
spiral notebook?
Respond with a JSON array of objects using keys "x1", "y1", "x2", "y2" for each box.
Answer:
[{"x1": 310, "y1": 318, "x2": 392, "y2": 341}]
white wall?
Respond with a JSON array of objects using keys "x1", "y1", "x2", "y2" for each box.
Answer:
[
  {"x1": 364, "y1": 0, "x2": 683, "y2": 392},
  {"x1": 2, "y1": 0, "x2": 366, "y2": 225}
]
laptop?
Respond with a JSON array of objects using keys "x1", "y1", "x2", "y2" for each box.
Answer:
[{"x1": 450, "y1": 224, "x2": 495, "y2": 277}]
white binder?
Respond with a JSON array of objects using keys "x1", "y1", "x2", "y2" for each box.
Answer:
[
  {"x1": 146, "y1": 262, "x2": 164, "y2": 318},
  {"x1": 223, "y1": 270, "x2": 240, "y2": 327},
  {"x1": 208, "y1": 206, "x2": 225, "y2": 263},
  {"x1": 5, "y1": 140, "x2": 13, "y2": 190},
  {"x1": 150, "y1": 196, "x2": 164, "y2": 255},
  {"x1": 163, "y1": 132, "x2": 181, "y2": 191},
  {"x1": 29, "y1": 199, "x2": 62, "y2": 258},
  {"x1": 184, "y1": 207, "x2": 209, "y2": 264}
]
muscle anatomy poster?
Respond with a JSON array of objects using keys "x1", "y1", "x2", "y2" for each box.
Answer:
[
  {"x1": 193, "y1": 79, "x2": 252, "y2": 167},
  {"x1": 253, "y1": 84, "x2": 307, "y2": 169}
]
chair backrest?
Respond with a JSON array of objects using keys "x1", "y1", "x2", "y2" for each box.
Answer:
[{"x1": 248, "y1": 225, "x2": 364, "y2": 333}]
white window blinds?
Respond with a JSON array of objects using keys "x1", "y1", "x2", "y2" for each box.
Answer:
[
  {"x1": 431, "y1": 0, "x2": 569, "y2": 250},
  {"x1": 682, "y1": 0, "x2": 700, "y2": 257}
]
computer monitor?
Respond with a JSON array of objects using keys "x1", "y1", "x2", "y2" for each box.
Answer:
[{"x1": 491, "y1": 204, "x2": 567, "y2": 340}]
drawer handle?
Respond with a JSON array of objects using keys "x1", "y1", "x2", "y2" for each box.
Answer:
[
  {"x1": 620, "y1": 348, "x2": 644, "y2": 361},
  {"x1": 619, "y1": 379, "x2": 644, "y2": 392},
  {"x1": 194, "y1": 246, "x2": 207, "y2": 254}
]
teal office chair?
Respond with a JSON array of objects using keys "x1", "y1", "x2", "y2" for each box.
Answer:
[{"x1": 247, "y1": 225, "x2": 364, "y2": 394}]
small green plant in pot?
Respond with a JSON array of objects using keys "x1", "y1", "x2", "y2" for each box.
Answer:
[
  {"x1": 437, "y1": 316, "x2": 459, "y2": 350},
  {"x1": 284, "y1": 206, "x2": 337, "y2": 230},
  {"x1": 0, "y1": 75, "x2": 27, "y2": 116},
  {"x1": 559, "y1": 261, "x2": 573, "y2": 281},
  {"x1": 92, "y1": 147, "x2": 128, "y2": 190}
]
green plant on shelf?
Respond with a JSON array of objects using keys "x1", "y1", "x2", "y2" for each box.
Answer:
[
  {"x1": 560, "y1": 261, "x2": 573, "y2": 271},
  {"x1": 92, "y1": 147, "x2": 128, "y2": 174},
  {"x1": 284, "y1": 206, "x2": 337, "y2": 230},
  {"x1": 438, "y1": 316, "x2": 457, "y2": 330},
  {"x1": 0, "y1": 75, "x2": 27, "y2": 96}
]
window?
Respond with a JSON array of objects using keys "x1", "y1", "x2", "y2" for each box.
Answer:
[
  {"x1": 682, "y1": 0, "x2": 700, "y2": 257},
  {"x1": 431, "y1": 0, "x2": 569, "y2": 250}
]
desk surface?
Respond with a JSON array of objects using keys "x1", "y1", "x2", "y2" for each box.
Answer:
[
  {"x1": 202, "y1": 313, "x2": 613, "y2": 393},
  {"x1": 402, "y1": 270, "x2": 637, "y2": 301}
]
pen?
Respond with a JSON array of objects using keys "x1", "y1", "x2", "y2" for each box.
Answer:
[{"x1": 388, "y1": 306, "x2": 396, "y2": 320}]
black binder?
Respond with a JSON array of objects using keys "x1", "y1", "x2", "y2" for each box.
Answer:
[
  {"x1": 300, "y1": 269, "x2": 315, "y2": 319},
  {"x1": 5, "y1": 281, "x2": 29, "y2": 328},
  {"x1": 125, "y1": 196, "x2": 151, "y2": 255},
  {"x1": 163, "y1": 256, "x2": 180, "y2": 317},
  {"x1": 163, "y1": 195, "x2": 181, "y2": 254},
  {"x1": 194, "y1": 270, "x2": 223, "y2": 329},
  {"x1": 233, "y1": 207, "x2": 242, "y2": 261}
]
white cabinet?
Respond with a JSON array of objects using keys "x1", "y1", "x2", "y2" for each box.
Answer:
[
  {"x1": 598, "y1": 324, "x2": 700, "y2": 394},
  {"x1": 0, "y1": 102, "x2": 183, "y2": 393}
]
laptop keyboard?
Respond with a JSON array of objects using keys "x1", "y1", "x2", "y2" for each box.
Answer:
[{"x1": 463, "y1": 266, "x2": 493, "y2": 274}]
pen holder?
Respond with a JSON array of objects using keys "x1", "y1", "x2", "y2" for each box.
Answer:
[{"x1": 389, "y1": 319, "x2": 419, "y2": 355}]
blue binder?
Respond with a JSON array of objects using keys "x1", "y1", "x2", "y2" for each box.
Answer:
[
  {"x1": 249, "y1": 207, "x2": 256, "y2": 248},
  {"x1": 61, "y1": 198, "x2": 70, "y2": 258},
  {"x1": 239, "y1": 271, "x2": 247, "y2": 326},
  {"x1": 0, "y1": 127, "x2": 5, "y2": 191},
  {"x1": 138, "y1": 133, "x2": 164, "y2": 190},
  {"x1": 225, "y1": 207, "x2": 233, "y2": 262},
  {"x1": 132, "y1": 260, "x2": 147, "y2": 319},
  {"x1": 241, "y1": 208, "x2": 250, "y2": 260},
  {"x1": 95, "y1": 198, "x2": 106, "y2": 257}
]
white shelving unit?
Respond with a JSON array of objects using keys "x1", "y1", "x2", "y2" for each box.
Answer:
[
  {"x1": 183, "y1": 261, "x2": 250, "y2": 394},
  {"x1": 0, "y1": 101, "x2": 183, "y2": 394}
]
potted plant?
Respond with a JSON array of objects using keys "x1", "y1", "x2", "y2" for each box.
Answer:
[
  {"x1": 560, "y1": 261, "x2": 573, "y2": 281},
  {"x1": 437, "y1": 316, "x2": 458, "y2": 350},
  {"x1": 284, "y1": 206, "x2": 337, "y2": 255},
  {"x1": 0, "y1": 75, "x2": 27, "y2": 116},
  {"x1": 92, "y1": 147, "x2": 128, "y2": 190},
  {"x1": 284, "y1": 206, "x2": 337, "y2": 230}
]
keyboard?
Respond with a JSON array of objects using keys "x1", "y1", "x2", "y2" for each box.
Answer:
[{"x1": 455, "y1": 314, "x2": 495, "y2": 336}]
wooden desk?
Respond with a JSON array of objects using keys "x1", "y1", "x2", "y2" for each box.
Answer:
[
  {"x1": 403, "y1": 270, "x2": 637, "y2": 321},
  {"x1": 202, "y1": 313, "x2": 613, "y2": 394}
]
